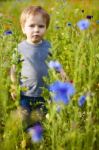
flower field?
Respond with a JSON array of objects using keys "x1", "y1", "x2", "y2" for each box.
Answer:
[{"x1": 0, "y1": 0, "x2": 99, "y2": 149}]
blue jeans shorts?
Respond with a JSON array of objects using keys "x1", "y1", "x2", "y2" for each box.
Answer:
[{"x1": 20, "y1": 95, "x2": 47, "y2": 114}]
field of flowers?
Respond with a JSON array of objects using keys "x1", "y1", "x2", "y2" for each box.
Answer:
[{"x1": 0, "y1": 0, "x2": 99, "y2": 149}]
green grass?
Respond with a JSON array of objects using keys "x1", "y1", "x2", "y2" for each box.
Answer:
[{"x1": 0, "y1": 0, "x2": 99, "y2": 149}]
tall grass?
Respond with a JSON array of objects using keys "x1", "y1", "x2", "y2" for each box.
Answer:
[{"x1": 0, "y1": 0, "x2": 99, "y2": 149}]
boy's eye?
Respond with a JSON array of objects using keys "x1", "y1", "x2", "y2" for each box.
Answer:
[
  {"x1": 39, "y1": 25, "x2": 45, "y2": 28},
  {"x1": 29, "y1": 24, "x2": 45, "y2": 28},
  {"x1": 29, "y1": 24, "x2": 35, "y2": 27}
]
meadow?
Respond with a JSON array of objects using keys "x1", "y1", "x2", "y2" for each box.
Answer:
[{"x1": 0, "y1": 0, "x2": 99, "y2": 149}]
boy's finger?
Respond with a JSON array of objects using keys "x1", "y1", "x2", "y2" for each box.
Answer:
[{"x1": 11, "y1": 92, "x2": 17, "y2": 100}]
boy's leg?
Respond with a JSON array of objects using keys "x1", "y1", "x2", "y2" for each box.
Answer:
[
  {"x1": 20, "y1": 96, "x2": 44, "y2": 129},
  {"x1": 20, "y1": 95, "x2": 32, "y2": 129},
  {"x1": 33, "y1": 97, "x2": 48, "y2": 115}
]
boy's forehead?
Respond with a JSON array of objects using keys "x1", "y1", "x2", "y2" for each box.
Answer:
[{"x1": 26, "y1": 14, "x2": 46, "y2": 22}]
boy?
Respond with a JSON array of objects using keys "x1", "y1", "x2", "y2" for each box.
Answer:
[
  {"x1": 10, "y1": 5, "x2": 66, "y2": 130},
  {"x1": 11, "y1": 6, "x2": 51, "y2": 114}
]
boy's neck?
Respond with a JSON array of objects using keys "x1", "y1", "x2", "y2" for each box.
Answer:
[{"x1": 26, "y1": 40, "x2": 42, "y2": 45}]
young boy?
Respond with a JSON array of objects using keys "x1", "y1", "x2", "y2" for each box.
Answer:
[
  {"x1": 10, "y1": 6, "x2": 66, "y2": 131},
  {"x1": 11, "y1": 6, "x2": 51, "y2": 114},
  {"x1": 10, "y1": 6, "x2": 68, "y2": 143}
]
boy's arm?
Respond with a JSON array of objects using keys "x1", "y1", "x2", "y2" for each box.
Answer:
[
  {"x1": 10, "y1": 64, "x2": 17, "y2": 83},
  {"x1": 60, "y1": 68, "x2": 69, "y2": 82},
  {"x1": 10, "y1": 64, "x2": 17, "y2": 100}
]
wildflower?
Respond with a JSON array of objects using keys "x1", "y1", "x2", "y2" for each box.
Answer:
[
  {"x1": 81, "y1": 10, "x2": 84, "y2": 13},
  {"x1": 48, "y1": 60, "x2": 62, "y2": 72},
  {"x1": 4, "y1": 30, "x2": 12, "y2": 35},
  {"x1": 67, "y1": 22, "x2": 72, "y2": 26},
  {"x1": 78, "y1": 95, "x2": 86, "y2": 106},
  {"x1": 86, "y1": 15, "x2": 93, "y2": 19},
  {"x1": 49, "y1": 81, "x2": 75, "y2": 104},
  {"x1": 55, "y1": 26, "x2": 60, "y2": 30},
  {"x1": 77, "y1": 19, "x2": 90, "y2": 30},
  {"x1": 96, "y1": 20, "x2": 99, "y2": 24},
  {"x1": 28, "y1": 124, "x2": 43, "y2": 143},
  {"x1": 70, "y1": 80, "x2": 73, "y2": 83}
]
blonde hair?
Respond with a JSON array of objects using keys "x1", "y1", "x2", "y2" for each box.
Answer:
[{"x1": 20, "y1": 6, "x2": 50, "y2": 29}]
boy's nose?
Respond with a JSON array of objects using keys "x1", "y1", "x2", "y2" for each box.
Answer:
[{"x1": 34, "y1": 26, "x2": 39, "y2": 32}]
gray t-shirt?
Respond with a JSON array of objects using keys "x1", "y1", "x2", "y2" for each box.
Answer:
[{"x1": 18, "y1": 40, "x2": 51, "y2": 97}]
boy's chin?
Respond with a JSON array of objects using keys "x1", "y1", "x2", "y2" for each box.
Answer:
[
  {"x1": 32, "y1": 39, "x2": 42, "y2": 44},
  {"x1": 27, "y1": 38, "x2": 42, "y2": 44}
]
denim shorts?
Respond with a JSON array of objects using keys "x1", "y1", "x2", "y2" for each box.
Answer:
[{"x1": 20, "y1": 95, "x2": 47, "y2": 113}]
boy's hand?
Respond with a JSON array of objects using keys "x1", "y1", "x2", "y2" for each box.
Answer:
[
  {"x1": 10, "y1": 84, "x2": 17, "y2": 100},
  {"x1": 11, "y1": 91, "x2": 17, "y2": 100},
  {"x1": 60, "y1": 68, "x2": 69, "y2": 81}
]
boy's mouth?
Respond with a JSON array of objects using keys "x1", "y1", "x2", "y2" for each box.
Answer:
[
  {"x1": 33, "y1": 34, "x2": 40, "y2": 36},
  {"x1": 32, "y1": 35, "x2": 40, "y2": 38}
]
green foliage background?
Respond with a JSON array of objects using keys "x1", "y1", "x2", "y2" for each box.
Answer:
[{"x1": 0, "y1": 0, "x2": 99, "y2": 149}]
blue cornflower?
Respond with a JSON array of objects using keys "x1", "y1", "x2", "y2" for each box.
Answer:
[
  {"x1": 28, "y1": 124, "x2": 43, "y2": 143},
  {"x1": 49, "y1": 81, "x2": 75, "y2": 104},
  {"x1": 77, "y1": 19, "x2": 90, "y2": 30},
  {"x1": 96, "y1": 20, "x2": 99, "y2": 24},
  {"x1": 67, "y1": 22, "x2": 72, "y2": 26},
  {"x1": 48, "y1": 60, "x2": 62, "y2": 72},
  {"x1": 78, "y1": 95, "x2": 86, "y2": 106},
  {"x1": 4, "y1": 30, "x2": 12, "y2": 35}
]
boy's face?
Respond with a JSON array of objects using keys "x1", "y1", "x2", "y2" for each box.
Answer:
[{"x1": 22, "y1": 14, "x2": 47, "y2": 44}]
